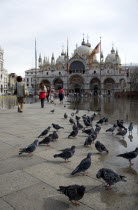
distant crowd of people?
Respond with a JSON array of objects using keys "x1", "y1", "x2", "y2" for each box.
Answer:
[
  {"x1": 38, "y1": 82, "x2": 65, "y2": 108},
  {"x1": 14, "y1": 76, "x2": 65, "y2": 112}
]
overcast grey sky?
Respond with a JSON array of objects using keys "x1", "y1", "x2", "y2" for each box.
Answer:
[{"x1": 0, "y1": 0, "x2": 138, "y2": 76}]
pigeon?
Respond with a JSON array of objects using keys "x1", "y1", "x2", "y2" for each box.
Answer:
[
  {"x1": 50, "y1": 109, "x2": 55, "y2": 113},
  {"x1": 91, "y1": 131, "x2": 98, "y2": 142},
  {"x1": 116, "y1": 128, "x2": 127, "y2": 138},
  {"x1": 84, "y1": 136, "x2": 94, "y2": 146},
  {"x1": 39, "y1": 135, "x2": 52, "y2": 146},
  {"x1": 69, "y1": 118, "x2": 75, "y2": 124},
  {"x1": 71, "y1": 153, "x2": 92, "y2": 176},
  {"x1": 82, "y1": 128, "x2": 94, "y2": 136},
  {"x1": 72, "y1": 123, "x2": 78, "y2": 131},
  {"x1": 59, "y1": 145, "x2": 76, "y2": 153},
  {"x1": 128, "y1": 122, "x2": 133, "y2": 133},
  {"x1": 95, "y1": 141, "x2": 109, "y2": 153},
  {"x1": 76, "y1": 116, "x2": 80, "y2": 121},
  {"x1": 96, "y1": 168, "x2": 126, "y2": 190},
  {"x1": 117, "y1": 120, "x2": 126, "y2": 129},
  {"x1": 104, "y1": 117, "x2": 108, "y2": 123},
  {"x1": 38, "y1": 126, "x2": 51, "y2": 138},
  {"x1": 97, "y1": 118, "x2": 105, "y2": 125},
  {"x1": 75, "y1": 109, "x2": 79, "y2": 114},
  {"x1": 57, "y1": 185, "x2": 86, "y2": 206},
  {"x1": 52, "y1": 131, "x2": 59, "y2": 141},
  {"x1": 83, "y1": 119, "x2": 92, "y2": 127},
  {"x1": 68, "y1": 129, "x2": 78, "y2": 138},
  {"x1": 71, "y1": 112, "x2": 75, "y2": 117},
  {"x1": 54, "y1": 146, "x2": 75, "y2": 162},
  {"x1": 19, "y1": 140, "x2": 38, "y2": 155},
  {"x1": 64, "y1": 113, "x2": 68, "y2": 119},
  {"x1": 52, "y1": 123, "x2": 64, "y2": 131},
  {"x1": 95, "y1": 124, "x2": 101, "y2": 133},
  {"x1": 117, "y1": 148, "x2": 138, "y2": 165},
  {"x1": 77, "y1": 120, "x2": 83, "y2": 130},
  {"x1": 106, "y1": 124, "x2": 117, "y2": 134}
]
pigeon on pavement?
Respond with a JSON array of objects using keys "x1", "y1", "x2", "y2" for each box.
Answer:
[
  {"x1": 52, "y1": 123, "x2": 64, "y2": 131},
  {"x1": 77, "y1": 120, "x2": 83, "y2": 130},
  {"x1": 82, "y1": 128, "x2": 94, "y2": 136},
  {"x1": 95, "y1": 124, "x2": 101, "y2": 133},
  {"x1": 128, "y1": 122, "x2": 133, "y2": 134},
  {"x1": 52, "y1": 131, "x2": 59, "y2": 141},
  {"x1": 117, "y1": 148, "x2": 138, "y2": 165},
  {"x1": 69, "y1": 118, "x2": 75, "y2": 125},
  {"x1": 64, "y1": 113, "x2": 68, "y2": 119},
  {"x1": 59, "y1": 145, "x2": 76, "y2": 153},
  {"x1": 71, "y1": 153, "x2": 92, "y2": 176},
  {"x1": 19, "y1": 140, "x2": 39, "y2": 155},
  {"x1": 106, "y1": 124, "x2": 117, "y2": 134},
  {"x1": 96, "y1": 168, "x2": 126, "y2": 190},
  {"x1": 50, "y1": 109, "x2": 55, "y2": 113},
  {"x1": 57, "y1": 184, "x2": 86, "y2": 206},
  {"x1": 84, "y1": 136, "x2": 94, "y2": 146},
  {"x1": 68, "y1": 128, "x2": 78, "y2": 138},
  {"x1": 95, "y1": 141, "x2": 109, "y2": 153},
  {"x1": 76, "y1": 116, "x2": 80, "y2": 121},
  {"x1": 116, "y1": 128, "x2": 127, "y2": 138},
  {"x1": 117, "y1": 120, "x2": 126, "y2": 129},
  {"x1": 38, "y1": 126, "x2": 51, "y2": 138},
  {"x1": 39, "y1": 135, "x2": 52, "y2": 146},
  {"x1": 54, "y1": 146, "x2": 75, "y2": 162}
]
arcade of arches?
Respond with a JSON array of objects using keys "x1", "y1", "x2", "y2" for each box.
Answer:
[
  {"x1": 69, "y1": 75, "x2": 84, "y2": 93},
  {"x1": 54, "y1": 78, "x2": 63, "y2": 90},
  {"x1": 90, "y1": 78, "x2": 101, "y2": 95},
  {"x1": 69, "y1": 61, "x2": 85, "y2": 74}
]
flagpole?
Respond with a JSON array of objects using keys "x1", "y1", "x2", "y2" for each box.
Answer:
[
  {"x1": 100, "y1": 37, "x2": 102, "y2": 95},
  {"x1": 35, "y1": 38, "x2": 37, "y2": 102},
  {"x1": 66, "y1": 37, "x2": 69, "y2": 95}
]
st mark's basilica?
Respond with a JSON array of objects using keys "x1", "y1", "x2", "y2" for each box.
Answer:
[{"x1": 25, "y1": 37, "x2": 129, "y2": 95}]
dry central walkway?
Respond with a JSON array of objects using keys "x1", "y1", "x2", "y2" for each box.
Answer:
[{"x1": 0, "y1": 100, "x2": 138, "y2": 210}]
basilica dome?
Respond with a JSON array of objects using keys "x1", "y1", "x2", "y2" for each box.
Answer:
[
  {"x1": 56, "y1": 51, "x2": 66, "y2": 64},
  {"x1": 105, "y1": 47, "x2": 121, "y2": 64}
]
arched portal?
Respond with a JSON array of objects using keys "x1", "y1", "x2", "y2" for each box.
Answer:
[
  {"x1": 90, "y1": 78, "x2": 101, "y2": 95},
  {"x1": 119, "y1": 79, "x2": 126, "y2": 91},
  {"x1": 54, "y1": 78, "x2": 63, "y2": 90},
  {"x1": 104, "y1": 78, "x2": 115, "y2": 95},
  {"x1": 69, "y1": 75, "x2": 84, "y2": 93},
  {"x1": 42, "y1": 80, "x2": 51, "y2": 88},
  {"x1": 69, "y1": 61, "x2": 85, "y2": 74}
]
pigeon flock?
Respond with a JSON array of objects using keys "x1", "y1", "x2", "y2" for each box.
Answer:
[{"x1": 18, "y1": 108, "x2": 138, "y2": 206}]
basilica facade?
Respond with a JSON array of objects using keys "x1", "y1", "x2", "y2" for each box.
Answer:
[{"x1": 25, "y1": 38, "x2": 130, "y2": 95}]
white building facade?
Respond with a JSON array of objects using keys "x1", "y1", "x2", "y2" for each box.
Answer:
[
  {"x1": 0, "y1": 46, "x2": 8, "y2": 95},
  {"x1": 25, "y1": 38, "x2": 137, "y2": 95}
]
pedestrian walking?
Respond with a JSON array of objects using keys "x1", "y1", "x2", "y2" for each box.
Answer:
[
  {"x1": 14, "y1": 76, "x2": 29, "y2": 113},
  {"x1": 38, "y1": 82, "x2": 47, "y2": 108},
  {"x1": 46, "y1": 87, "x2": 50, "y2": 102},
  {"x1": 58, "y1": 86, "x2": 64, "y2": 104},
  {"x1": 50, "y1": 87, "x2": 55, "y2": 103}
]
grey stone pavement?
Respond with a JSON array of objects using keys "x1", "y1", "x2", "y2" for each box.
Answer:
[{"x1": 0, "y1": 99, "x2": 138, "y2": 210}]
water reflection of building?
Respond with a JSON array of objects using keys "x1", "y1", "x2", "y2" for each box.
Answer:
[
  {"x1": 0, "y1": 46, "x2": 8, "y2": 95},
  {"x1": 25, "y1": 37, "x2": 138, "y2": 95}
]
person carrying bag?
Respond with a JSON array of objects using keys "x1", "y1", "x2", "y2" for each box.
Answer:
[{"x1": 38, "y1": 82, "x2": 47, "y2": 108}]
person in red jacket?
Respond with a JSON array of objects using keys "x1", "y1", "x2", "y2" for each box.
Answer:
[
  {"x1": 58, "y1": 87, "x2": 64, "y2": 104},
  {"x1": 38, "y1": 82, "x2": 47, "y2": 108}
]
